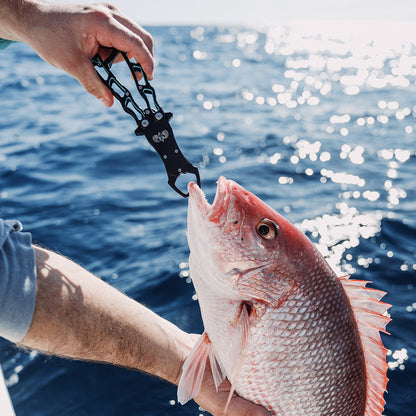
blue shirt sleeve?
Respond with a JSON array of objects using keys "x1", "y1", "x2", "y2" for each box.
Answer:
[
  {"x1": 0, "y1": 39, "x2": 14, "y2": 50},
  {"x1": 0, "y1": 220, "x2": 37, "y2": 342}
]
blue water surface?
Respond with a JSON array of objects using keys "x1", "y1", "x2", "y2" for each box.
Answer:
[{"x1": 0, "y1": 23, "x2": 415, "y2": 415}]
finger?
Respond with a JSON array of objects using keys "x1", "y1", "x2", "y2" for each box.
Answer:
[
  {"x1": 111, "y1": 51, "x2": 132, "y2": 64},
  {"x1": 95, "y1": 19, "x2": 154, "y2": 79},
  {"x1": 225, "y1": 396, "x2": 271, "y2": 416},
  {"x1": 74, "y1": 57, "x2": 114, "y2": 107},
  {"x1": 111, "y1": 13, "x2": 153, "y2": 57},
  {"x1": 196, "y1": 377, "x2": 270, "y2": 416},
  {"x1": 99, "y1": 3, "x2": 153, "y2": 55},
  {"x1": 92, "y1": 4, "x2": 153, "y2": 62},
  {"x1": 97, "y1": 46, "x2": 120, "y2": 63}
]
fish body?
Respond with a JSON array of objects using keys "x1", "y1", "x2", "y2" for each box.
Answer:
[{"x1": 179, "y1": 177, "x2": 390, "y2": 416}]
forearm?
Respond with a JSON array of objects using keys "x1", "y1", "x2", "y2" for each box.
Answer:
[
  {"x1": 0, "y1": 0, "x2": 41, "y2": 42},
  {"x1": 21, "y1": 246, "x2": 194, "y2": 385}
]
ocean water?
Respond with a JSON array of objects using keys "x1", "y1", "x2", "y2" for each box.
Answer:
[{"x1": 0, "y1": 22, "x2": 415, "y2": 415}]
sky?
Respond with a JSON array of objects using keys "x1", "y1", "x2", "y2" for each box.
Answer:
[{"x1": 57, "y1": 0, "x2": 416, "y2": 25}]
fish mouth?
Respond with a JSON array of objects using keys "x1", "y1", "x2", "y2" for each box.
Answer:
[{"x1": 188, "y1": 176, "x2": 231, "y2": 222}]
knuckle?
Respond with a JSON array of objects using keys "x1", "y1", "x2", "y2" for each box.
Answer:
[
  {"x1": 90, "y1": 9, "x2": 111, "y2": 25},
  {"x1": 83, "y1": 4, "x2": 113, "y2": 23},
  {"x1": 100, "y1": 2, "x2": 119, "y2": 13}
]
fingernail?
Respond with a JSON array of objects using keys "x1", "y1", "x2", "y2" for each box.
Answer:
[
  {"x1": 100, "y1": 97, "x2": 111, "y2": 107},
  {"x1": 146, "y1": 71, "x2": 154, "y2": 81}
]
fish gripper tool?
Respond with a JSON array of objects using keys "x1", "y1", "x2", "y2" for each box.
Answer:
[{"x1": 92, "y1": 48, "x2": 201, "y2": 198}]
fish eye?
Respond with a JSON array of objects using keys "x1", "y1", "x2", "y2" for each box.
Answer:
[{"x1": 256, "y1": 218, "x2": 278, "y2": 240}]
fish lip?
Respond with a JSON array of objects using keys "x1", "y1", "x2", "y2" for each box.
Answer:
[
  {"x1": 188, "y1": 181, "x2": 211, "y2": 217},
  {"x1": 188, "y1": 176, "x2": 230, "y2": 222},
  {"x1": 208, "y1": 176, "x2": 231, "y2": 222}
]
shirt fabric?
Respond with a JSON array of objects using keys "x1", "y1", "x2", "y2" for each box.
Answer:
[
  {"x1": 0, "y1": 39, "x2": 14, "y2": 50},
  {"x1": 0, "y1": 220, "x2": 36, "y2": 342}
]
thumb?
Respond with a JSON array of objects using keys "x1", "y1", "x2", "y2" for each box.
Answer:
[
  {"x1": 227, "y1": 398, "x2": 271, "y2": 416},
  {"x1": 74, "y1": 58, "x2": 114, "y2": 107}
]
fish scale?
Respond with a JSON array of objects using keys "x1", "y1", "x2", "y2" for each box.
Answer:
[
  {"x1": 235, "y1": 283, "x2": 367, "y2": 415},
  {"x1": 178, "y1": 177, "x2": 390, "y2": 416}
]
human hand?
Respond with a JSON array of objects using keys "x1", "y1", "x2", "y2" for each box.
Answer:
[
  {"x1": 193, "y1": 360, "x2": 270, "y2": 416},
  {"x1": 181, "y1": 334, "x2": 269, "y2": 416},
  {"x1": 19, "y1": 1, "x2": 153, "y2": 107}
]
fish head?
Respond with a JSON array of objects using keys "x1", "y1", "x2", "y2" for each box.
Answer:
[{"x1": 187, "y1": 176, "x2": 327, "y2": 305}]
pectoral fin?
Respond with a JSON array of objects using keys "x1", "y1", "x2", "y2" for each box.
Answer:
[
  {"x1": 177, "y1": 332, "x2": 226, "y2": 404},
  {"x1": 178, "y1": 303, "x2": 251, "y2": 408}
]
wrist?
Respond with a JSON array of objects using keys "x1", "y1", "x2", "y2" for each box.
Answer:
[
  {"x1": 140, "y1": 319, "x2": 196, "y2": 386},
  {"x1": 169, "y1": 330, "x2": 197, "y2": 386}
]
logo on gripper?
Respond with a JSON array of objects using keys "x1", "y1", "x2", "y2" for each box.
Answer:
[{"x1": 152, "y1": 130, "x2": 169, "y2": 143}]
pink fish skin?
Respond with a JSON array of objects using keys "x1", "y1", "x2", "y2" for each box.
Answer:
[{"x1": 178, "y1": 177, "x2": 391, "y2": 416}]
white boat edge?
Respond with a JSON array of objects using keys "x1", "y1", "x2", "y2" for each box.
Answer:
[{"x1": 0, "y1": 365, "x2": 15, "y2": 416}]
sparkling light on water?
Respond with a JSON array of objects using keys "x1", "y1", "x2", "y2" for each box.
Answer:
[{"x1": 298, "y1": 206, "x2": 383, "y2": 275}]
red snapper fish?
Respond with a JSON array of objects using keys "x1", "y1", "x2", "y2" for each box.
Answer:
[{"x1": 178, "y1": 177, "x2": 391, "y2": 416}]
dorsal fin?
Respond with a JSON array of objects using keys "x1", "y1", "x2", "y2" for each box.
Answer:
[{"x1": 339, "y1": 276, "x2": 391, "y2": 416}]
